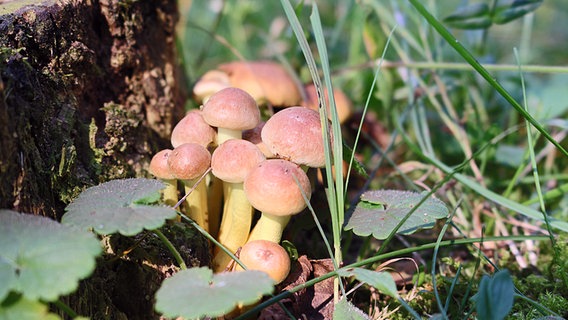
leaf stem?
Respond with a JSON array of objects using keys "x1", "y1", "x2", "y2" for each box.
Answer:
[{"x1": 153, "y1": 229, "x2": 187, "y2": 270}]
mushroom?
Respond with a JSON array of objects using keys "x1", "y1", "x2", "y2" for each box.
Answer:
[
  {"x1": 242, "y1": 121, "x2": 274, "y2": 158},
  {"x1": 301, "y1": 83, "x2": 352, "y2": 124},
  {"x1": 235, "y1": 240, "x2": 291, "y2": 284},
  {"x1": 217, "y1": 61, "x2": 303, "y2": 107},
  {"x1": 149, "y1": 149, "x2": 178, "y2": 208},
  {"x1": 167, "y1": 143, "x2": 211, "y2": 232},
  {"x1": 201, "y1": 87, "x2": 260, "y2": 145},
  {"x1": 210, "y1": 139, "x2": 266, "y2": 271},
  {"x1": 171, "y1": 109, "x2": 217, "y2": 148},
  {"x1": 244, "y1": 159, "x2": 311, "y2": 243},
  {"x1": 261, "y1": 106, "x2": 331, "y2": 168},
  {"x1": 192, "y1": 69, "x2": 231, "y2": 103}
]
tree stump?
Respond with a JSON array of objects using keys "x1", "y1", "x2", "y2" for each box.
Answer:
[
  {"x1": 0, "y1": 0, "x2": 187, "y2": 219},
  {"x1": 1, "y1": 1, "x2": 210, "y2": 318}
]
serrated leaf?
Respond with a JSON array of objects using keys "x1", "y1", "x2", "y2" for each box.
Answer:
[
  {"x1": 62, "y1": 178, "x2": 178, "y2": 236},
  {"x1": 345, "y1": 190, "x2": 448, "y2": 239},
  {"x1": 443, "y1": 3, "x2": 492, "y2": 29},
  {"x1": 338, "y1": 268, "x2": 399, "y2": 298},
  {"x1": 493, "y1": 0, "x2": 543, "y2": 25},
  {"x1": 155, "y1": 267, "x2": 274, "y2": 319},
  {"x1": 0, "y1": 294, "x2": 61, "y2": 320},
  {"x1": 0, "y1": 210, "x2": 101, "y2": 302},
  {"x1": 472, "y1": 270, "x2": 515, "y2": 320},
  {"x1": 333, "y1": 298, "x2": 370, "y2": 320}
]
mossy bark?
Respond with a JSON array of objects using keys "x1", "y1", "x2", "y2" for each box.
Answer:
[
  {"x1": 0, "y1": 0, "x2": 186, "y2": 219},
  {"x1": 1, "y1": 1, "x2": 210, "y2": 319}
]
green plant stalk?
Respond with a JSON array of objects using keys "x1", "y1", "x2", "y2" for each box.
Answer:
[
  {"x1": 407, "y1": 0, "x2": 568, "y2": 159},
  {"x1": 234, "y1": 235, "x2": 550, "y2": 320},
  {"x1": 52, "y1": 299, "x2": 78, "y2": 319},
  {"x1": 431, "y1": 204, "x2": 460, "y2": 319},
  {"x1": 279, "y1": 0, "x2": 345, "y2": 303},
  {"x1": 515, "y1": 49, "x2": 565, "y2": 287},
  {"x1": 153, "y1": 228, "x2": 187, "y2": 270},
  {"x1": 309, "y1": 3, "x2": 345, "y2": 303}
]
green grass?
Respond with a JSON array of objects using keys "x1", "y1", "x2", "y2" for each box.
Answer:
[{"x1": 178, "y1": 0, "x2": 568, "y2": 318}]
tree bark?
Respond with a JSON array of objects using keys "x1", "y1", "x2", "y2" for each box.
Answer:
[
  {"x1": 0, "y1": 0, "x2": 187, "y2": 219},
  {"x1": 1, "y1": 1, "x2": 210, "y2": 318}
]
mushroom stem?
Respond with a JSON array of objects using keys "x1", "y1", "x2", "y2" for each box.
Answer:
[
  {"x1": 162, "y1": 178, "x2": 179, "y2": 207},
  {"x1": 246, "y1": 213, "x2": 291, "y2": 244},
  {"x1": 182, "y1": 178, "x2": 209, "y2": 233},
  {"x1": 216, "y1": 127, "x2": 241, "y2": 145},
  {"x1": 207, "y1": 174, "x2": 223, "y2": 239},
  {"x1": 213, "y1": 182, "x2": 253, "y2": 272}
]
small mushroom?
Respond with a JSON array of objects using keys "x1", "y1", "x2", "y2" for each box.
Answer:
[
  {"x1": 210, "y1": 139, "x2": 266, "y2": 271},
  {"x1": 171, "y1": 109, "x2": 217, "y2": 148},
  {"x1": 235, "y1": 240, "x2": 291, "y2": 284},
  {"x1": 167, "y1": 143, "x2": 211, "y2": 232},
  {"x1": 149, "y1": 149, "x2": 178, "y2": 208},
  {"x1": 244, "y1": 159, "x2": 311, "y2": 244},
  {"x1": 201, "y1": 87, "x2": 260, "y2": 145},
  {"x1": 192, "y1": 69, "x2": 231, "y2": 103}
]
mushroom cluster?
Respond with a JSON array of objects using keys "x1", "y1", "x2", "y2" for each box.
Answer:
[{"x1": 149, "y1": 60, "x2": 348, "y2": 284}]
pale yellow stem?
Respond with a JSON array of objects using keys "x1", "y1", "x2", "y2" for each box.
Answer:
[
  {"x1": 246, "y1": 213, "x2": 291, "y2": 244},
  {"x1": 183, "y1": 178, "x2": 209, "y2": 233}
]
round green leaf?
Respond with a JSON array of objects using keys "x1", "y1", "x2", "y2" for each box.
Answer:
[
  {"x1": 345, "y1": 190, "x2": 449, "y2": 239},
  {"x1": 0, "y1": 294, "x2": 61, "y2": 320},
  {"x1": 62, "y1": 178, "x2": 178, "y2": 236},
  {"x1": 0, "y1": 210, "x2": 101, "y2": 302},
  {"x1": 473, "y1": 270, "x2": 515, "y2": 320},
  {"x1": 155, "y1": 267, "x2": 274, "y2": 319},
  {"x1": 333, "y1": 298, "x2": 370, "y2": 320}
]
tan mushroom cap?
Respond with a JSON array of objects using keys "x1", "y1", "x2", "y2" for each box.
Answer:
[
  {"x1": 192, "y1": 69, "x2": 231, "y2": 103},
  {"x1": 235, "y1": 240, "x2": 291, "y2": 284},
  {"x1": 261, "y1": 106, "x2": 331, "y2": 168},
  {"x1": 211, "y1": 139, "x2": 266, "y2": 183},
  {"x1": 242, "y1": 121, "x2": 274, "y2": 158},
  {"x1": 171, "y1": 109, "x2": 217, "y2": 148},
  {"x1": 149, "y1": 149, "x2": 175, "y2": 180},
  {"x1": 201, "y1": 87, "x2": 260, "y2": 131},
  {"x1": 167, "y1": 143, "x2": 211, "y2": 180},
  {"x1": 243, "y1": 159, "x2": 311, "y2": 216},
  {"x1": 218, "y1": 61, "x2": 302, "y2": 107},
  {"x1": 301, "y1": 83, "x2": 352, "y2": 124}
]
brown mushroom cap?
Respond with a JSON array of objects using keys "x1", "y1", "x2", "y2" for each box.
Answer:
[
  {"x1": 301, "y1": 83, "x2": 352, "y2": 123},
  {"x1": 192, "y1": 69, "x2": 231, "y2": 103},
  {"x1": 211, "y1": 139, "x2": 266, "y2": 183},
  {"x1": 243, "y1": 159, "x2": 311, "y2": 216},
  {"x1": 149, "y1": 149, "x2": 175, "y2": 180},
  {"x1": 167, "y1": 143, "x2": 211, "y2": 180},
  {"x1": 218, "y1": 61, "x2": 302, "y2": 107},
  {"x1": 171, "y1": 110, "x2": 217, "y2": 148},
  {"x1": 236, "y1": 240, "x2": 291, "y2": 284},
  {"x1": 201, "y1": 87, "x2": 260, "y2": 131},
  {"x1": 261, "y1": 106, "x2": 331, "y2": 168},
  {"x1": 242, "y1": 121, "x2": 274, "y2": 158}
]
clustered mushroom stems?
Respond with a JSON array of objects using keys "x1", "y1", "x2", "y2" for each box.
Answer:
[{"x1": 147, "y1": 61, "x2": 348, "y2": 283}]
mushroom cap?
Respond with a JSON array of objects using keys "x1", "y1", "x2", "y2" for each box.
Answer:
[
  {"x1": 236, "y1": 240, "x2": 291, "y2": 284},
  {"x1": 301, "y1": 83, "x2": 352, "y2": 124},
  {"x1": 201, "y1": 87, "x2": 260, "y2": 131},
  {"x1": 167, "y1": 143, "x2": 211, "y2": 180},
  {"x1": 171, "y1": 109, "x2": 217, "y2": 148},
  {"x1": 243, "y1": 159, "x2": 311, "y2": 216},
  {"x1": 261, "y1": 106, "x2": 331, "y2": 168},
  {"x1": 218, "y1": 61, "x2": 302, "y2": 107},
  {"x1": 242, "y1": 121, "x2": 274, "y2": 158},
  {"x1": 149, "y1": 149, "x2": 175, "y2": 180},
  {"x1": 211, "y1": 139, "x2": 266, "y2": 183},
  {"x1": 192, "y1": 69, "x2": 231, "y2": 103}
]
